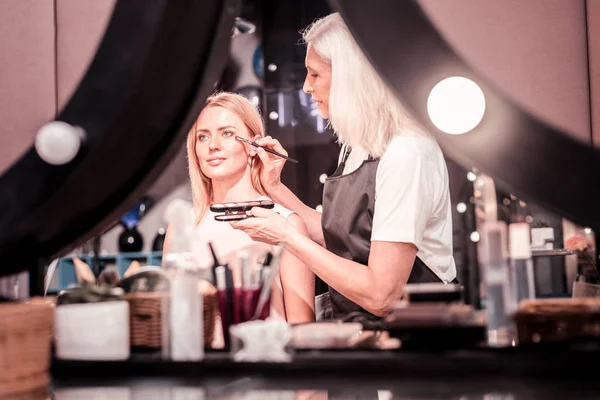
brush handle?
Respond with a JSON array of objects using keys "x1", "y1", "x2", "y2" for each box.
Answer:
[{"x1": 236, "y1": 136, "x2": 298, "y2": 164}]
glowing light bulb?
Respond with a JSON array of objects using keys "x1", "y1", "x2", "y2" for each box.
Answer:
[
  {"x1": 427, "y1": 76, "x2": 486, "y2": 135},
  {"x1": 35, "y1": 121, "x2": 84, "y2": 165}
]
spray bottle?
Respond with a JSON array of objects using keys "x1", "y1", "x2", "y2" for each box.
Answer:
[{"x1": 161, "y1": 199, "x2": 203, "y2": 361}]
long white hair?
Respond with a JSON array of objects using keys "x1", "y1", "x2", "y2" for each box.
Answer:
[{"x1": 302, "y1": 12, "x2": 427, "y2": 158}]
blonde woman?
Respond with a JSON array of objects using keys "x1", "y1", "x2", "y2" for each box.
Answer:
[
  {"x1": 232, "y1": 13, "x2": 458, "y2": 320},
  {"x1": 163, "y1": 92, "x2": 315, "y2": 324}
]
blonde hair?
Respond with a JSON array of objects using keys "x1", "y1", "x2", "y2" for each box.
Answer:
[
  {"x1": 187, "y1": 92, "x2": 267, "y2": 223},
  {"x1": 302, "y1": 13, "x2": 427, "y2": 158}
]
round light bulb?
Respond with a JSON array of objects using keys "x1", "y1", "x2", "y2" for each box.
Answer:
[
  {"x1": 427, "y1": 76, "x2": 486, "y2": 135},
  {"x1": 467, "y1": 171, "x2": 477, "y2": 182},
  {"x1": 35, "y1": 121, "x2": 84, "y2": 165},
  {"x1": 315, "y1": 205, "x2": 323, "y2": 213},
  {"x1": 456, "y1": 202, "x2": 467, "y2": 213},
  {"x1": 319, "y1": 173, "x2": 328, "y2": 184},
  {"x1": 470, "y1": 231, "x2": 480, "y2": 243},
  {"x1": 269, "y1": 111, "x2": 279, "y2": 120}
]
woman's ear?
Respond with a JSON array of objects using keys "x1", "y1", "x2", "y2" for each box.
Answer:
[{"x1": 252, "y1": 134, "x2": 261, "y2": 142}]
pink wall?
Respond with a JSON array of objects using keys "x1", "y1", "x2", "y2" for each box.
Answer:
[
  {"x1": 586, "y1": 0, "x2": 600, "y2": 147},
  {"x1": 56, "y1": 0, "x2": 116, "y2": 110},
  {"x1": 0, "y1": 0, "x2": 56, "y2": 174},
  {"x1": 419, "y1": 0, "x2": 591, "y2": 144}
]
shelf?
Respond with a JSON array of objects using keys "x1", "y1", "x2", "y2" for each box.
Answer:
[
  {"x1": 47, "y1": 252, "x2": 163, "y2": 291},
  {"x1": 531, "y1": 248, "x2": 577, "y2": 257}
]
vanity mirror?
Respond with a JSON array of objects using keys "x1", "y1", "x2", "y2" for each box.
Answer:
[{"x1": 0, "y1": 0, "x2": 597, "y2": 296}]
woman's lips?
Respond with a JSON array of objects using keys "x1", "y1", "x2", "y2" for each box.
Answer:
[{"x1": 207, "y1": 157, "x2": 226, "y2": 166}]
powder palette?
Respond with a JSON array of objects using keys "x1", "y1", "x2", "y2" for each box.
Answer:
[{"x1": 210, "y1": 200, "x2": 275, "y2": 221}]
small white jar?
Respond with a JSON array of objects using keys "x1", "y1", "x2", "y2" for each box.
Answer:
[{"x1": 54, "y1": 300, "x2": 130, "y2": 360}]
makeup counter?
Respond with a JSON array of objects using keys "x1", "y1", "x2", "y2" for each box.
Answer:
[{"x1": 3, "y1": 0, "x2": 600, "y2": 399}]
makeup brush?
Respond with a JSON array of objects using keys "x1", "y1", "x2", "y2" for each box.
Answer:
[
  {"x1": 236, "y1": 136, "x2": 298, "y2": 164},
  {"x1": 208, "y1": 242, "x2": 221, "y2": 284}
]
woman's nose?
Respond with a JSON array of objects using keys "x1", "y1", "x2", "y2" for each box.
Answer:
[
  {"x1": 208, "y1": 135, "x2": 221, "y2": 150},
  {"x1": 302, "y1": 78, "x2": 312, "y2": 94}
]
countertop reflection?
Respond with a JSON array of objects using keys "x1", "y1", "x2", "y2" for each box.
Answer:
[
  {"x1": 47, "y1": 344, "x2": 600, "y2": 400},
  {"x1": 49, "y1": 378, "x2": 600, "y2": 400}
]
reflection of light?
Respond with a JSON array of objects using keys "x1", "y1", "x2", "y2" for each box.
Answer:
[
  {"x1": 503, "y1": 198, "x2": 511, "y2": 206},
  {"x1": 277, "y1": 92, "x2": 285, "y2": 127},
  {"x1": 585, "y1": 227, "x2": 592, "y2": 234},
  {"x1": 269, "y1": 111, "x2": 278, "y2": 120},
  {"x1": 470, "y1": 231, "x2": 480, "y2": 242},
  {"x1": 510, "y1": 194, "x2": 517, "y2": 200},
  {"x1": 456, "y1": 202, "x2": 467, "y2": 213},
  {"x1": 427, "y1": 76, "x2": 486, "y2": 134},
  {"x1": 467, "y1": 172, "x2": 477, "y2": 182},
  {"x1": 298, "y1": 90, "x2": 308, "y2": 107},
  {"x1": 316, "y1": 205, "x2": 323, "y2": 213},
  {"x1": 474, "y1": 190, "x2": 481, "y2": 198},
  {"x1": 316, "y1": 115, "x2": 324, "y2": 133},
  {"x1": 251, "y1": 96, "x2": 260, "y2": 106},
  {"x1": 267, "y1": 63, "x2": 277, "y2": 72},
  {"x1": 519, "y1": 200, "x2": 526, "y2": 207},
  {"x1": 310, "y1": 109, "x2": 320, "y2": 116},
  {"x1": 127, "y1": 237, "x2": 134, "y2": 244},
  {"x1": 319, "y1": 174, "x2": 327, "y2": 184},
  {"x1": 525, "y1": 215, "x2": 533, "y2": 223}
]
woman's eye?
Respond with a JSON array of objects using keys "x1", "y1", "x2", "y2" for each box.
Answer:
[
  {"x1": 311, "y1": 74, "x2": 318, "y2": 78},
  {"x1": 198, "y1": 134, "x2": 209, "y2": 141},
  {"x1": 223, "y1": 130, "x2": 234, "y2": 138}
]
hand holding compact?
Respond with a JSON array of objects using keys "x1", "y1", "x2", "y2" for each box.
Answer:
[{"x1": 230, "y1": 206, "x2": 292, "y2": 246}]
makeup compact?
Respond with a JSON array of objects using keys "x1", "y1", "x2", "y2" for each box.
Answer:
[{"x1": 210, "y1": 200, "x2": 275, "y2": 221}]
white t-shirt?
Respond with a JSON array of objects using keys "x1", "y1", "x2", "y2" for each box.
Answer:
[{"x1": 339, "y1": 135, "x2": 457, "y2": 283}]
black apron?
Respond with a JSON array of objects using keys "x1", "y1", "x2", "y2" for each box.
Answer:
[{"x1": 319, "y1": 147, "x2": 445, "y2": 320}]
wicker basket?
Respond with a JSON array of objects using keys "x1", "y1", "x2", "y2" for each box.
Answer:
[
  {"x1": 123, "y1": 281, "x2": 217, "y2": 349},
  {"x1": 0, "y1": 298, "x2": 54, "y2": 397}
]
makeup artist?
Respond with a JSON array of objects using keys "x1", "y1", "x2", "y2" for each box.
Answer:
[{"x1": 232, "y1": 13, "x2": 457, "y2": 320}]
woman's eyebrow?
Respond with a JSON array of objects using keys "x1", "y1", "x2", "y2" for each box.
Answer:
[{"x1": 196, "y1": 125, "x2": 237, "y2": 133}]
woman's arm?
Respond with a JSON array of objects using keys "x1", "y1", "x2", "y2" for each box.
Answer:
[
  {"x1": 283, "y1": 227, "x2": 414, "y2": 317},
  {"x1": 279, "y1": 213, "x2": 315, "y2": 323}
]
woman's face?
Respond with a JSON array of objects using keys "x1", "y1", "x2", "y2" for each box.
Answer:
[
  {"x1": 195, "y1": 106, "x2": 255, "y2": 181},
  {"x1": 303, "y1": 45, "x2": 332, "y2": 119}
]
